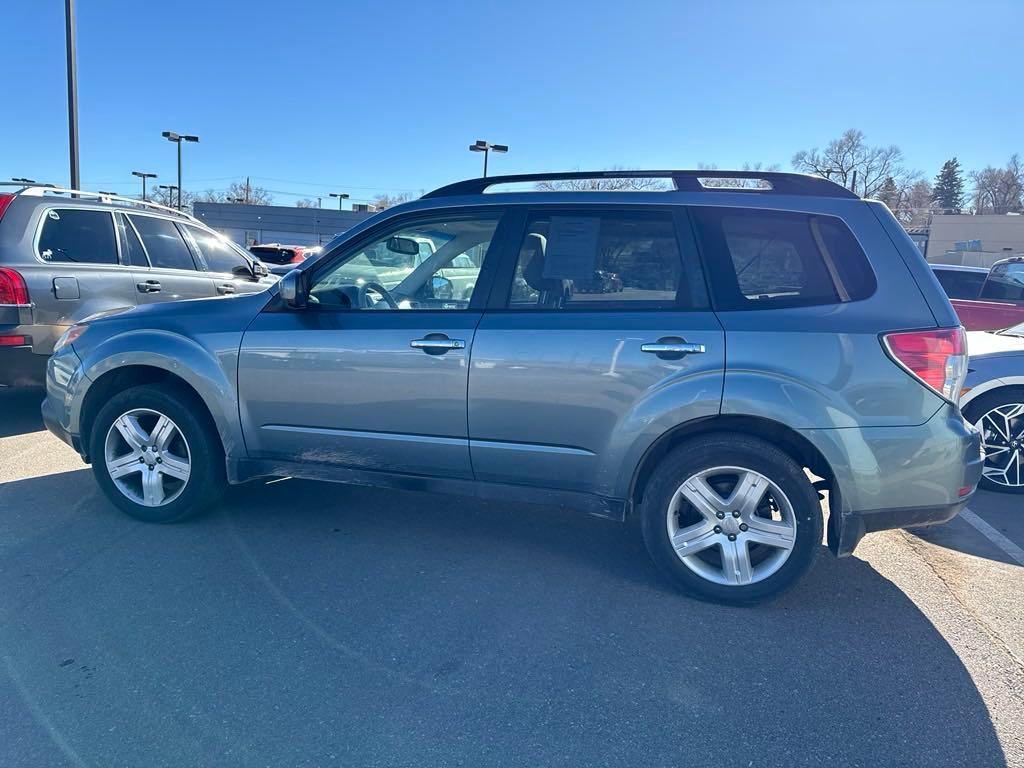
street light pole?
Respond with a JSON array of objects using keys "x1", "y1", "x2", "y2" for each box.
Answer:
[
  {"x1": 132, "y1": 171, "x2": 157, "y2": 201},
  {"x1": 65, "y1": 0, "x2": 80, "y2": 190},
  {"x1": 329, "y1": 192, "x2": 349, "y2": 210},
  {"x1": 161, "y1": 132, "x2": 199, "y2": 209},
  {"x1": 469, "y1": 140, "x2": 508, "y2": 177},
  {"x1": 157, "y1": 184, "x2": 179, "y2": 207}
]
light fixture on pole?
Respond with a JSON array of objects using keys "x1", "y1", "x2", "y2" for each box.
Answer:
[
  {"x1": 157, "y1": 184, "x2": 179, "y2": 206},
  {"x1": 11, "y1": 177, "x2": 37, "y2": 184},
  {"x1": 329, "y1": 192, "x2": 350, "y2": 210},
  {"x1": 131, "y1": 171, "x2": 157, "y2": 201},
  {"x1": 161, "y1": 131, "x2": 199, "y2": 209},
  {"x1": 469, "y1": 139, "x2": 508, "y2": 177}
]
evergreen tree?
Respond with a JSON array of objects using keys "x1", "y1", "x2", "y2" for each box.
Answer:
[
  {"x1": 932, "y1": 158, "x2": 965, "y2": 212},
  {"x1": 877, "y1": 176, "x2": 900, "y2": 211}
]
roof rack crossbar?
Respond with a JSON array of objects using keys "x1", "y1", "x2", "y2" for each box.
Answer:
[
  {"x1": 0, "y1": 182, "x2": 200, "y2": 222},
  {"x1": 422, "y1": 170, "x2": 859, "y2": 200}
]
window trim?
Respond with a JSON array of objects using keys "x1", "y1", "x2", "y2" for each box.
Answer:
[
  {"x1": 115, "y1": 212, "x2": 152, "y2": 268},
  {"x1": 685, "y1": 205, "x2": 878, "y2": 313},
  {"x1": 293, "y1": 206, "x2": 510, "y2": 314},
  {"x1": 489, "y1": 203, "x2": 709, "y2": 313},
  {"x1": 33, "y1": 206, "x2": 122, "y2": 268}
]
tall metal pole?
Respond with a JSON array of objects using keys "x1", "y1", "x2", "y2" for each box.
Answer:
[
  {"x1": 65, "y1": 0, "x2": 80, "y2": 190},
  {"x1": 142, "y1": 176, "x2": 147, "y2": 201},
  {"x1": 176, "y1": 141, "x2": 183, "y2": 209},
  {"x1": 482, "y1": 147, "x2": 488, "y2": 178}
]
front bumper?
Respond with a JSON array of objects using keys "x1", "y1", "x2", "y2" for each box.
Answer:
[
  {"x1": 0, "y1": 346, "x2": 48, "y2": 388},
  {"x1": 41, "y1": 345, "x2": 87, "y2": 455}
]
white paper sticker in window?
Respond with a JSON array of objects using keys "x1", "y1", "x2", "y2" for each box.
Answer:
[{"x1": 542, "y1": 216, "x2": 600, "y2": 280}]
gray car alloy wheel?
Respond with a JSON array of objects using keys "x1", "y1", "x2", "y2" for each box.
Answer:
[
  {"x1": 974, "y1": 403, "x2": 1024, "y2": 489},
  {"x1": 104, "y1": 408, "x2": 192, "y2": 507},
  {"x1": 666, "y1": 466, "x2": 797, "y2": 587}
]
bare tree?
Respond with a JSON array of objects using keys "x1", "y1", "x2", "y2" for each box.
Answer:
[
  {"x1": 223, "y1": 180, "x2": 273, "y2": 206},
  {"x1": 535, "y1": 166, "x2": 670, "y2": 191},
  {"x1": 971, "y1": 155, "x2": 1023, "y2": 214},
  {"x1": 371, "y1": 192, "x2": 415, "y2": 210},
  {"x1": 792, "y1": 129, "x2": 917, "y2": 198},
  {"x1": 295, "y1": 198, "x2": 318, "y2": 208},
  {"x1": 694, "y1": 161, "x2": 782, "y2": 188}
]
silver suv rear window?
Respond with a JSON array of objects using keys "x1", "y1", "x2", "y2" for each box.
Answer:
[{"x1": 690, "y1": 207, "x2": 876, "y2": 310}]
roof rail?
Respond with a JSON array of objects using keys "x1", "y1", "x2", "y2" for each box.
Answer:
[
  {"x1": 0, "y1": 182, "x2": 201, "y2": 222},
  {"x1": 422, "y1": 170, "x2": 859, "y2": 200}
]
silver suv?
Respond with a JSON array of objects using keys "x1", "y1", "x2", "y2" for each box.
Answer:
[
  {"x1": 41, "y1": 171, "x2": 983, "y2": 603},
  {"x1": 0, "y1": 184, "x2": 274, "y2": 388}
]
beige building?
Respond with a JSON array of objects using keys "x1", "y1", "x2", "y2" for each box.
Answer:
[{"x1": 925, "y1": 213, "x2": 1024, "y2": 267}]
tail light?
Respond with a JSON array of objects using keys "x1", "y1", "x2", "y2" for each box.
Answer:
[
  {"x1": 882, "y1": 327, "x2": 968, "y2": 404},
  {"x1": 0, "y1": 194, "x2": 14, "y2": 221},
  {"x1": 0, "y1": 267, "x2": 30, "y2": 305}
]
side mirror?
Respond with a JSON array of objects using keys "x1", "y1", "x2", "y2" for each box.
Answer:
[
  {"x1": 280, "y1": 269, "x2": 308, "y2": 309},
  {"x1": 431, "y1": 275, "x2": 454, "y2": 300}
]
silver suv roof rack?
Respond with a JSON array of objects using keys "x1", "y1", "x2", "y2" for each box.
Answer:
[
  {"x1": 0, "y1": 182, "x2": 201, "y2": 223},
  {"x1": 422, "y1": 170, "x2": 859, "y2": 200}
]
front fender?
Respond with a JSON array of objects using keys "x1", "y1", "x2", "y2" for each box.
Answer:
[{"x1": 72, "y1": 329, "x2": 245, "y2": 458}]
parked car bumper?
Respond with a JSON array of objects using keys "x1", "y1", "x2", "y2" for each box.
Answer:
[
  {"x1": 802, "y1": 403, "x2": 984, "y2": 557},
  {"x1": 0, "y1": 344, "x2": 48, "y2": 388},
  {"x1": 41, "y1": 345, "x2": 87, "y2": 454}
]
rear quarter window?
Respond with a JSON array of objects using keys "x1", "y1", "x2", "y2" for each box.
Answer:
[
  {"x1": 37, "y1": 209, "x2": 118, "y2": 265},
  {"x1": 689, "y1": 207, "x2": 876, "y2": 310}
]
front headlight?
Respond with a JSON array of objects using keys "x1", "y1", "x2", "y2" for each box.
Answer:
[{"x1": 53, "y1": 324, "x2": 88, "y2": 354}]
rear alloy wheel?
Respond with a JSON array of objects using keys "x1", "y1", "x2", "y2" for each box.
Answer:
[
  {"x1": 641, "y1": 434, "x2": 822, "y2": 604},
  {"x1": 965, "y1": 389, "x2": 1024, "y2": 494},
  {"x1": 667, "y1": 466, "x2": 797, "y2": 587}
]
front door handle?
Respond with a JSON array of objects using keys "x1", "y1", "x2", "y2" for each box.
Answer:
[
  {"x1": 410, "y1": 335, "x2": 466, "y2": 354},
  {"x1": 136, "y1": 280, "x2": 162, "y2": 293},
  {"x1": 641, "y1": 338, "x2": 705, "y2": 359},
  {"x1": 216, "y1": 283, "x2": 236, "y2": 295}
]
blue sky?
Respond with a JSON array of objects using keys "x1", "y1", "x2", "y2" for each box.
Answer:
[{"x1": 1, "y1": 0, "x2": 1021, "y2": 206}]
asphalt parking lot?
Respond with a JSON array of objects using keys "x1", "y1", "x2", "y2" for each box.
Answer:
[{"x1": 1, "y1": 387, "x2": 1022, "y2": 767}]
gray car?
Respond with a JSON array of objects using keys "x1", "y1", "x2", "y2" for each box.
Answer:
[
  {"x1": 0, "y1": 184, "x2": 275, "y2": 388},
  {"x1": 961, "y1": 326, "x2": 1024, "y2": 493},
  {"x1": 41, "y1": 170, "x2": 983, "y2": 603}
]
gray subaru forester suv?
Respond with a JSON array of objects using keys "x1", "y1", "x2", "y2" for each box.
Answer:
[
  {"x1": 41, "y1": 171, "x2": 983, "y2": 603},
  {"x1": 0, "y1": 184, "x2": 273, "y2": 388}
]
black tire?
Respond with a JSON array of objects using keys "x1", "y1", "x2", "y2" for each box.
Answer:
[
  {"x1": 89, "y1": 383, "x2": 226, "y2": 523},
  {"x1": 962, "y1": 387, "x2": 1024, "y2": 495},
  {"x1": 640, "y1": 433, "x2": 822, "y2": 605}
]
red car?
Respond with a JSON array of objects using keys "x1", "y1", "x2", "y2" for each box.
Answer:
[{"x1": 932, "y1": 257, "x2": 1024, "y2": 331}]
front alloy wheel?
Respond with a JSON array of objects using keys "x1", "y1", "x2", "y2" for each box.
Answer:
[{"x1": 105, "y1": 409, "x2": 192, "y2": 507}]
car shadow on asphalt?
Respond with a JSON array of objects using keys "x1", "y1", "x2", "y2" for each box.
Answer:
[
  {"x1": 903, "y1": 491, "x2": 1023, "y2": 568},
  {"x1": 0, "y1": 471, "x2": 1008, "y2": 767},
  {"x1": 0, "y1": 389, "x2": 46, "y2": 438}
]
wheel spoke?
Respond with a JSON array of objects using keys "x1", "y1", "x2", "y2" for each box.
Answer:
[
  {"x1": 726, "y1": 470, "x2": 765, "y2": 516},
  {"x1": 679, "y1": 476, "x2": 727, "y2": 521},
  {"x1": 141, "y1": 467, "x2": 165, "y2": 506},
  {"x1": 671, "y1": 521, "x2": 718, "y2": 556},
  {"x1": 983, "y1": 412, "x2": 1012, "y2": 443},
  {"x1": 159, "y1": 454, "x2": 191, "y2": 482},
  {"x1": 720, "y1": 538, "x2": 754, "y2": 585},
  {"x1": 742, "y1": 515, "x2": 796, "y2": 549},
  {"x1": 151, "y1": 416, "x2": 177, "y2": 452},
  {"x1": 107, "y1": 453, "x2": 143, "y2": 479},
  {"x1": 115, "y1": 414, "x2": 150, "y2": 450}
]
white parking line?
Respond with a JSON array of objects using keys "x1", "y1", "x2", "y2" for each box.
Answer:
[{"x1": 960, "y1": 508, "x2": 1024, "y2": 566}]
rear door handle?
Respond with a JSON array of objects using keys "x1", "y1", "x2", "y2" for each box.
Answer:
[
  {"x1": 136, "y1": 281, "x2": 161, "y2": 293},
  {"x1": 216, "y1": 283, "x2": 236, "y2": 295},
  {"x1": 640, "y1": 342, "x2": 705, "y2": 354},
  {"x1": 410, "y1": 336, "x2": 466, "y2": 354}
]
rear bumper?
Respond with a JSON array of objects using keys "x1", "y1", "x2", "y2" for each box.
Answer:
[
  {"x1": 0, "y1": 346, "x2": 48, "y2": 388},
  {"x1": 830, "y1": 497, "x2": 973, "y2": 557},
  {"x1": 807, "y1": 403, "x2": 984, "y2": 557}
]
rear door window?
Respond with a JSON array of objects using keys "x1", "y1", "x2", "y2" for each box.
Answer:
[
  {"x1": 128, "y1": 215, "x2": 198, "y2": 271},
  {"x1": 115, "y1": 213, "x2": 150, "y2": 267},
  {"x1": 505, "y1": 210, "x2": 701, "y2": 310},
  {"x1": 37, "y1": 209, "x2": 118, "y2": 264},
  {"x1": 980, "y1": 262, "x2": 1024, "y2": 302},
  {"x1": 689, "y1": 207, "x2": 876, "y2": 310}
]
